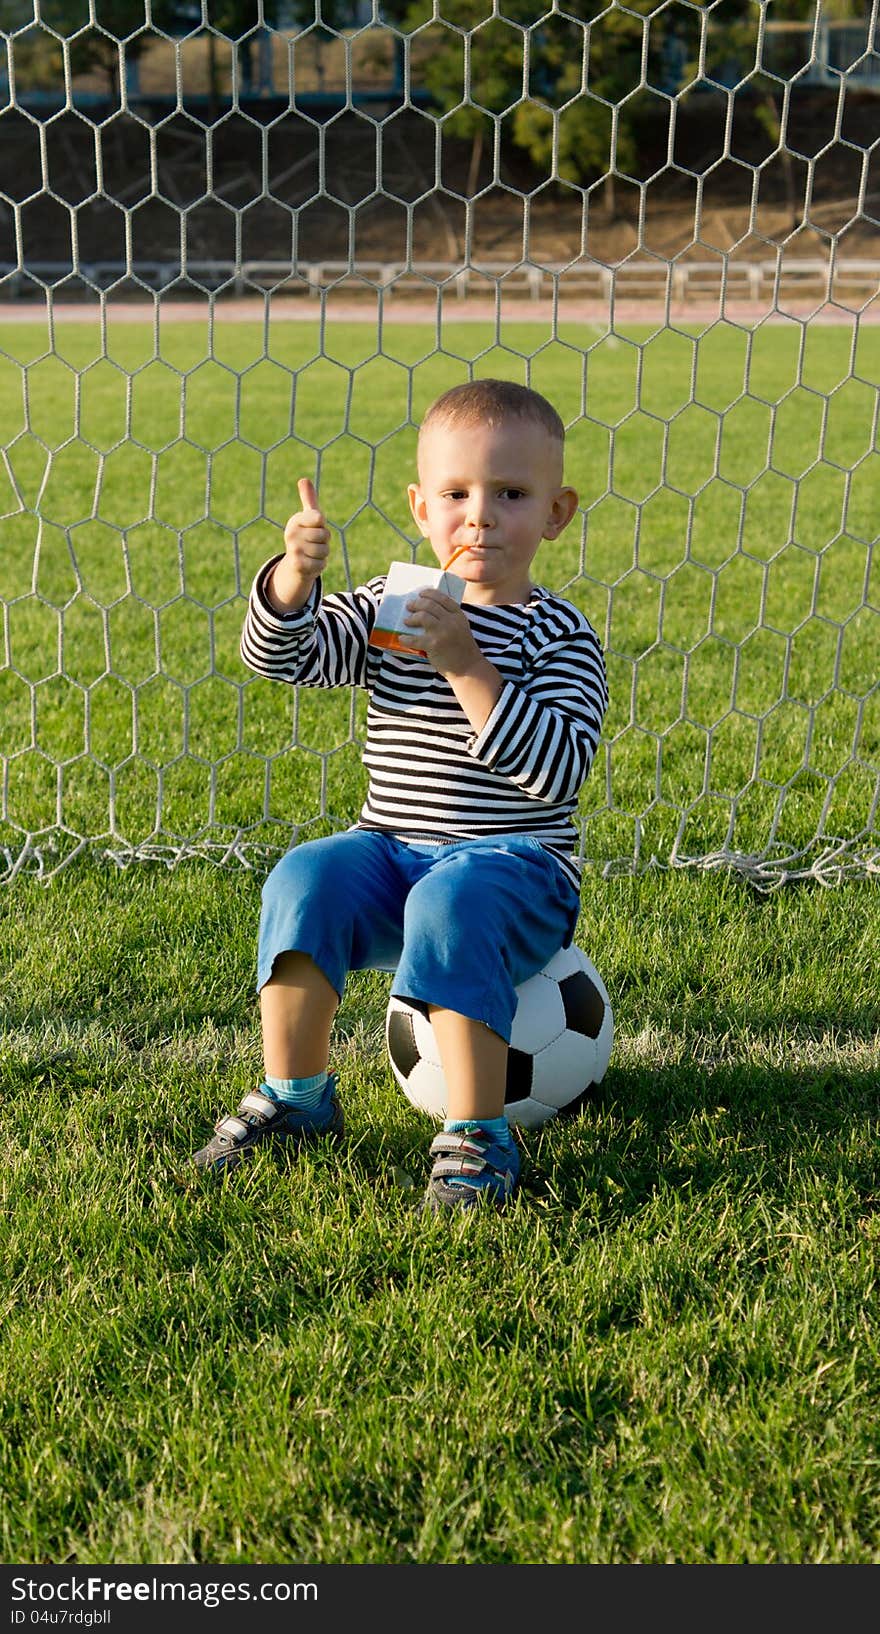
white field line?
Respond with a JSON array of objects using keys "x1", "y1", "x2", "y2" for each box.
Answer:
[
  {"x1": 3, "y1": 1017, "x2": 877, "y2": 1075},
  {"x1": 612, "y1": 1026, "x2": 880, "y2": 1073}
]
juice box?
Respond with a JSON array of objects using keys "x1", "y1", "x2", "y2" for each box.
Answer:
[{"x1": 369, "y1": 561, "x2": 466, "y2": 658}]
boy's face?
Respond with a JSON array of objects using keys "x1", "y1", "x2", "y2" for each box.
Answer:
[{"x1": 407, "y1": 418, "x2": 579, "y2": 606}]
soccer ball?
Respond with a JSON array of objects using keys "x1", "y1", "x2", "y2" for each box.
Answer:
[{"x1": 385, "y1": 944, "x2": 613, "y2": 1129}]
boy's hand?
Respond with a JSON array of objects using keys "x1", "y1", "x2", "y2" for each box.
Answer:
[
  {"x1": 267, "y1": 478, "x2": 331, "y2": 613},
  {"x1": 405, "y1": 588, "x2": 504, "y2": 733},
  {"x1": 403, "y1": 589, "x2": 481, "y2": 678},
  {"x1": 284, "y1": 478, "x2": 331, "y2": 580}
]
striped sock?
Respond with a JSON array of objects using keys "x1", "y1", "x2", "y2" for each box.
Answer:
[
  {"x1": 263, "y1": 1071, "x2": 329, "y2": 1112},
  {"x1": 444, "y1": 1115, "x2": 514, "y2": 1149}
]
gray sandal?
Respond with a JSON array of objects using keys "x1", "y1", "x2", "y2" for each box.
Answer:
[{"x1": 192, "y1": 1077, "x2": 343, "y2": 1175}]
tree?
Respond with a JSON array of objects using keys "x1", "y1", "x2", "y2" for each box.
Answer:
[
  {"x1": 17, "y1": 0, "x2": 182, "y2": 100},
  {"x1": 371, "y1": 0, "x2": 862, "y2": 217},
  {"x1": 1, "y1": 0, "x2": 65, "y2": 92},
  {"x1": 679, "y1": 0, "x2": 858, "y2": 229},
  {"x1": 201, "y1": 0, "x2": 284, "y2": 103},
  {"x1": 376, "y1": 0, "x2": 659, "y2": 210},
  {"x1": 511, "y1": 4, "x2": 646, "y2": 211}
]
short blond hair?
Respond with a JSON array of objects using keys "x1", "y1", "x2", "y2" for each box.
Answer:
[{"x1": 419, "y1": 379, "x2": 565, "y2": 449}]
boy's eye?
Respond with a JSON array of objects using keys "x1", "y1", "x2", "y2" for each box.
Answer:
[{"x1": 441, "y1": 487, "x2": 526, "y2": 500}]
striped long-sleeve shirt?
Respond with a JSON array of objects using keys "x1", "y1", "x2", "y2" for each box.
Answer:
[{"x1": 241, "y1": 557, "x2": 608, "y2": 891}]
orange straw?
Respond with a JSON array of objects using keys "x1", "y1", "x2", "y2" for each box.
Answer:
[{"x1": 443, "y1": 541, "x2": 473, "y2": 570}]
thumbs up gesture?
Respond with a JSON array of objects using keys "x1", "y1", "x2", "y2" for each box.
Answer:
[
  {"x1": 266, "y1": 478, "x2": 332, "y2": 614},
  {"x1": 285, "y1": 477, "x2": 331, "y2": 578}
]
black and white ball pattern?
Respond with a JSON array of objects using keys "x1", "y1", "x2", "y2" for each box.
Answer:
[{"x1": 386, "y1": 944, "x2": 613, "y2": 1129}]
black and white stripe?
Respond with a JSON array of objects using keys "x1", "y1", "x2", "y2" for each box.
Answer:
[{"x1": 241, "y1": 557, "x2": 608, "y2": 890}]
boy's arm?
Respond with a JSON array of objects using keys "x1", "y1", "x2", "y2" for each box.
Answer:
[
  {"x1": 240, "y1": 558, "x2": 380, "y2": 689},
  {"x1": 466, "y1": 617, "x2": 608, "y2": 805},
  {"x1": 403, "y1": 586, "x2": 607, "y2": 805},
  {"x1": 444, "y1": 656, "x2": 504, "y2": 737},
  {"x1": 240, "y1": 478, "x2": 379, "y2": 688},
  {"x1": 404, "y1": 588, "x2": 607, "y2": 805}
]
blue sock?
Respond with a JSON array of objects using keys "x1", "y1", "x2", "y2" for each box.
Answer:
[
  {"x1": 444, "y1": 1115, "x2": 514, "y2": 1150},
  {"x1": 263, "y1": 1071, "x2": 329, "y2": 1112}
]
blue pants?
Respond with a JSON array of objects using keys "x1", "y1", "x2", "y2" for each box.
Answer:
[{"x1": 257, "y1": 830, "x2": 581, "y2": 1043}]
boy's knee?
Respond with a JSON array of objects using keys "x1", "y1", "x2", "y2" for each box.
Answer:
[
  {"x1": 261, "y1": 841, "x2": 337, "y2": 916},
  {"x1": 262, "y1": 832, "x2": 391, "y2": 920},
  {"x1": 403, "y1": 860, "x2": 491, "y2": 955},
  {"x1": 262, "y1": 847, "x2": 305, "y2": 907}
]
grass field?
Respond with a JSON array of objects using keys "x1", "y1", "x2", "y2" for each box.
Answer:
[
  {"x1": 1, "y1": 317, "x2": 878, "y2": 875},
  {"x1": 2, "y1": 314, "x2": 880, "y2": 1565},
  {"x1": 2, "y1": 862, "x2": 879, "y2": 1564}
]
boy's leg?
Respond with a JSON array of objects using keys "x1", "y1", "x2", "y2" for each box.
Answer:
[
  {"x1": 423, "y1": 1008, "x2": 518, "y2": 1209},
  {"x1": 425, "y1": 1007, "x2": 508, "y2": 1123},
  {"x1": 261, "y1": 951, "x2": 338, "y2": 1080},
  {"x1": 395, "y1": 835, "x2": 579, "y2": 1051},
  {"x1": 256, "y1": 829, "x2": 409, "y2": 1005},
  {"x1": 393, "y1": 837, "x2": 580, "y2": 1210},
  {"x1": 193, "y1": 831, "x2": 408, "y2": 1174}
]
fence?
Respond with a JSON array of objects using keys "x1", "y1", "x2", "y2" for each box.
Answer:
[{"x1": 1, "y1": 1, "x2": 878, "y2": 888}]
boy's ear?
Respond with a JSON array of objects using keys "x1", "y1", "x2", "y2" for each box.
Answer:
[
  {"x1": 542, "y1": 485, "x2": 579, "y2": 540},
  {"x1": 408, "y1": 483, "x2": 431, "y2": 537}
]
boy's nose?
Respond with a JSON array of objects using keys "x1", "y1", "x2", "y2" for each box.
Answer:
[{"x1": 465, "y1": 492, "x2": 493, "y2": 528}]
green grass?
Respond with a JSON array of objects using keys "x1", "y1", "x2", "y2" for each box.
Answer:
[
  {"x1": 1, "y1": 317, "x2": 878, "y2": 875},
  {"x1": 2, "y1": 863, "x2": 879, "y2": 1564},
  {"x1": 2, "y1": 316, "x2": 879, "y2": 1559}
]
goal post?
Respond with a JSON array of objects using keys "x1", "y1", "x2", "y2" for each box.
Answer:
[{"x1": 1, "y1": 0, "x2": 878, "y2": 888}]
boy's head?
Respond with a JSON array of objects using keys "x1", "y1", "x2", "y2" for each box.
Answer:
[
  {"x1": 409, "y1": 379, "x2": 578, "y2": 606},
  {"x1": 418, "y1": 377, "x2": 565, "y2": 452}
]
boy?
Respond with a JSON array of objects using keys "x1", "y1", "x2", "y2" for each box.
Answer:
[{"x1": 193, "y1": 379, "x2": 608, "y2": 1210}]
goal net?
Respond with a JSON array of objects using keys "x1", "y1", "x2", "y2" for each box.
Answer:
[{"x1": 1, "y1": 0, "x2": 878, "y2": 887}]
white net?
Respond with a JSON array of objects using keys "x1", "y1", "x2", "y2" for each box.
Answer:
[{"x1": 1, "y1": 0, "x2": 878, "y2": 888}]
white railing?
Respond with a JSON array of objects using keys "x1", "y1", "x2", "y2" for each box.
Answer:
[{"x1": 1, "y1": 259, "x2": 878, "y2": 303}]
